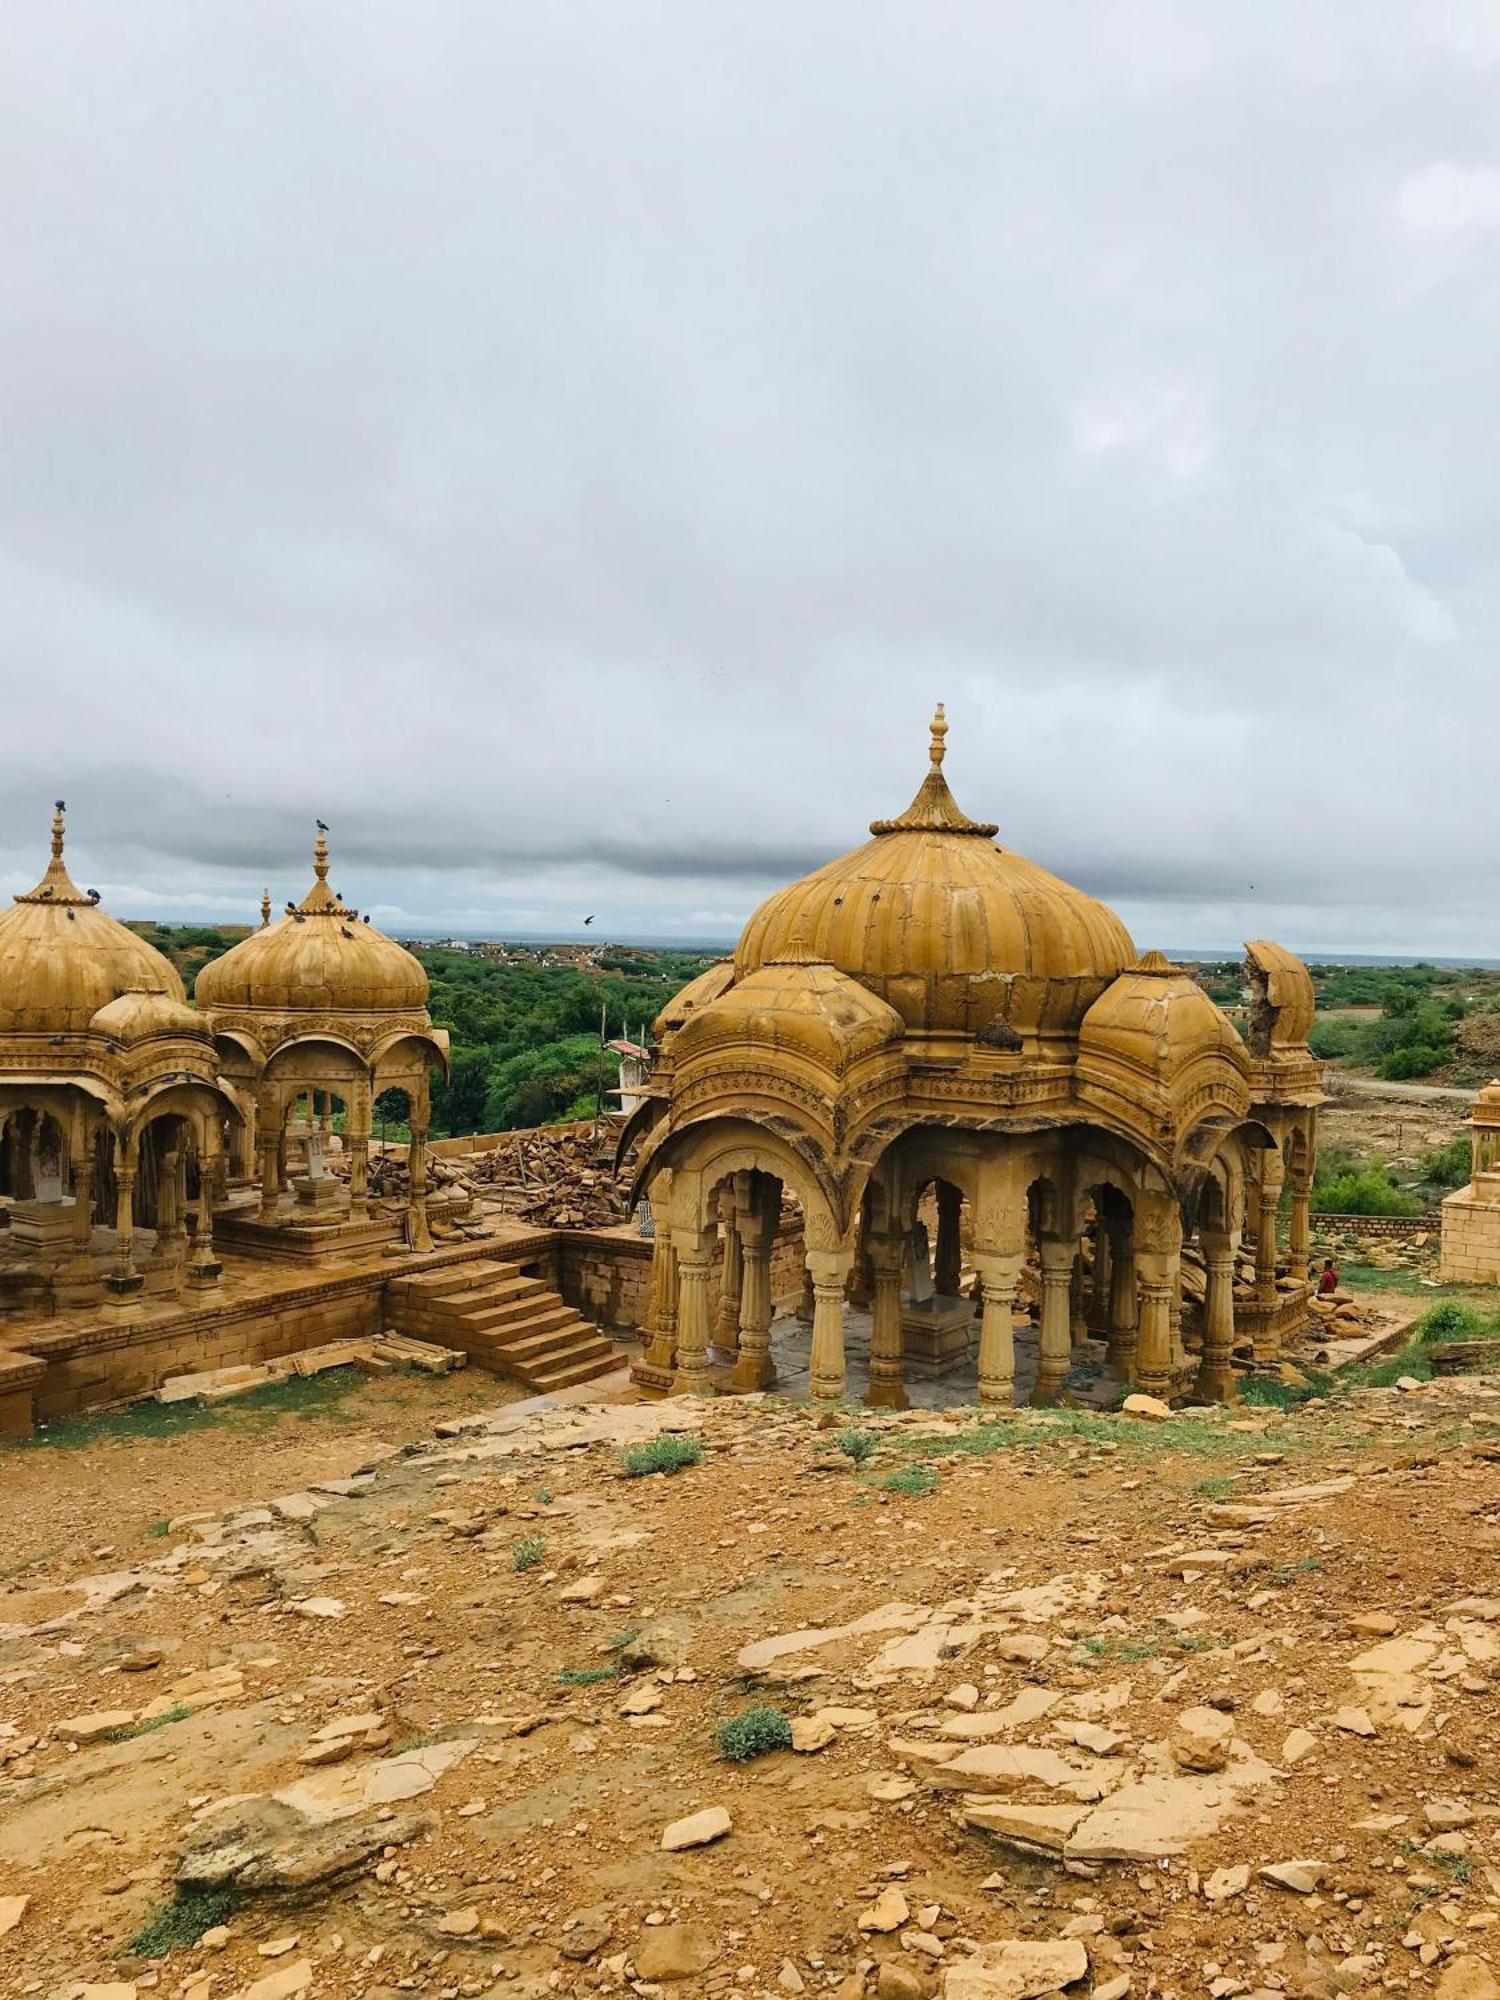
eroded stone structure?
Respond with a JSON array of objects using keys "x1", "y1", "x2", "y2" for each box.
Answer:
[
  {"x1": 625, "y1": 710, "x2": 1322, "y2": 1406},
  {"x1": 1439, "y1": 1081, "x2": 1500, "y2": 1283},
  {"x1": 0, "y1": 806, "x2": 237, "y2": 1313}
]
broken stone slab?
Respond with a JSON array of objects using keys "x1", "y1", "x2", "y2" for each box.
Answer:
[
  {"x1": 1349, "y1": 1636, "x2": 1438, "y2": 1677},
  {"x1": 1203, "y1": 1864, "x2": 1251, "y2": 1902},
  {"x1": 288, "y1": 1597, "x2": 344, "y2": 1621},
  {"x1": 1170, "y1": 1706, "x2": 1234, "y2": 1773},
  {"x1": 273, "y1": 1739, "x2": 476, "y2": 1824},
  {"x1": 239, "y1": 1960, "x2": 313, "y2": 2000},
  {"x1": 55, "y1": 1709, "x2": 134, "y2": 1744},
  {"x1": 928, "y1": 1744, "x2": 1125, "y2": 1802},
  {"x1": 1121, "y1": 1393, "x2": 1172, "y2": 1422},
  {"x1": 1435, "y1": 1957, "x2": 1500, "y2": 2000},
  {"x1": 942, "y1": 1937, "x2": 1089, "y2": 1997},
  {"x1": 270, "y1": 1493, "x2": 329, "y2": 1523},
  {"x1": 962, "y1": 1802, "x2": 1088, "y2": 1857},
  {"x1": 0, "y1": 1896, "x2": 28, "y2": 1936},
  {"x1": 941, "y1": 1689, "x2": 1061, "y2": 1738},
  {"x1": 178, "y1": 1795, "x2": 431, "y2": 1895},
  {"x1": 661, "y1": 1805, "x2": 732, "y2": 1852},
  {"x1": 736, "y1": 1602, "x2": 929, "y2": 1673},
  {"x1": 1063, "y1": 1776, "x2": 1238, "y2": 1862},
  {"x1": 791, "y1": 1715, "x2": 836, "y2": 1753},
  {"x1": 857, "y1": 1885, "x2": 910, "y2": 1933}
]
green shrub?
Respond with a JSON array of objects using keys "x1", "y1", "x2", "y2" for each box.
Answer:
[
  {"x1": 513, "y1": 1534, "x2": 546, "y2": 1572},
  {"x1": 557, "y1": 1664, "x2": 619, "y2": 1685},
  {"x1": 130, "y1": 1887, "x2": 237, "y2": 1957},
  {"x1": 1416, "y1": 1301, "x2": 1485, "y2": 1344},
  {"x1": 836, "y1": 1428, "x2": 878, "y2": 1465},
  {"x1": 1378, "y1": 1045, "x2": 1446, "y2": 1081},
  {"x1": 1420, "y1": 1137, "x2": 1474, "y2": 1191},
  {"x1": 715, "y1": 1704, "x2": 794, "y2": 1762},
  {"x1": 883, "y1": 1463, "x2": 938, "y2": 1497},
  {"x1": 1311, "y1": 1152, "x2": 1421, "y2": 1217},
  {"x1": 621, "y1": 1433, "x2": 703, "y2": 1478}
]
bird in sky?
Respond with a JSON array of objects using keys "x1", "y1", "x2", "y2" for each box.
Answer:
[{"x1": 583, "y1": 914, "x2": 595, "y2": 926}]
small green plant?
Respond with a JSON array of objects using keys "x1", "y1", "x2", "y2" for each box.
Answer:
[
  {"x1": 1077, "y1": 1633, "x2": 1160, "y2": 1665},
  {"x1": 558, "y1": 1664, "x2": 619, "y2": 1686},
  {"x1": 836, "y1": 1427, "x2": 878, "y2": 1465},
  {"x1": 513, "y1": 1534, "x2": 546, "y2": 1572},
  {"x1": 534, "y1": 1486, "x2": 555, "y2": 1505},
  {"x1": 1174, "y1": 1631, "x2": 1219, "y2": 1653},
  {"x1": 715, "y1": 1704, "x2": 794, "y2": 1762},
  {"x1": 1415, "y1": 1301, "x2": 1485, "y2": 1344},
  {"x1": 105, "y1": 1703, "x2": 190, "y2": 1743},
  {"x1": 1192, "y1": 1476, "x2": 1234, "y2": 1498},
  {"x1": 621, "y1": 1433, "x2": 703, "y2": 1478},
  {"x1": 883, "y1": 1463, "x2": 938, "y2": 1497},
  {"x1": 144, "y1": 1518, "x2": 171, "y2": 1539},
  {"x1": 130, "y1": 1886, "x2": 237, "y2": 1956},
  {"x1": 605, "y1": 1626, "x2": 640, "y2": 1652}
]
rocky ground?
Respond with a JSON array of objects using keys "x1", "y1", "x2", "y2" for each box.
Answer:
[{"x1": 3, "y1": 1371, "x2": 1499, "y2": 2000}]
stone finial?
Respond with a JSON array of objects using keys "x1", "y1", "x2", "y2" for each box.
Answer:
[
  {"x1": 260, "y1": 887, "x2": 272, "y2": 929},
  {"x1": 51, "y1": 800, "x2": 66, "y2": 862},
  {"x1": 929, "y1": 703, "x2": 948, "y2": 768},
  {"x1": 870, "y1": 705, "x2": 998, "y2": 840}
]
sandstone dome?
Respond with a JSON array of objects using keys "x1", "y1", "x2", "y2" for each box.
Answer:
[
  {"x1": 195, "y1": 830, "x2": 429, "y2": 1016},
  {"x1": 0, "y1": 806, "x2": 188, "y2": 1034},
  {"x1": 733, "y1": 708, "x2": 1136, "y2": 1040}
]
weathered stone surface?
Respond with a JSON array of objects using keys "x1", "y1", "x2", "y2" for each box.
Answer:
[
  {"x1": 1169, "y1": 1705, "x2": 1233, "y2": 1772},
  {"x1": 791, "y1": 1715, "x2": 836, "y2": 1753},
  {"x1": 933, "y1": 1743, "x2": 1122, "y2": 1800},
  {"x1": 633, "y1": 1922, "x2": 719, "y2": 1980},
  {"x1": 0, "y1": 1896, "x2": 29, "y2": 1937},
  {"x1": 273, "y1": 1739, "x2": 475, "y2": 1823},
  {"x1": 55, "y1": 1709, "x2": 133, "y2": 1743},
  {"x1": 857, "y1": 1885, "x2": 910, "y2": 1932},
  {"x1": 178, "y1": 1795, "x2": 430, "y2": 1895},
  {"x1": 963, "y1": 1801, "x2": 1087, "y2": 1855},
  {"x1": 942, "y1": 1937, "x2": 1089, "y2": 1997},
  {"x1": 661, "y1": 1805, "x2": 732, "y2": 1851},
  {"x1": 240, "y1": 1960, "x2": 313, "y2": 2000},
  {"x1": 1121, "y1": 1393, "x2": 1172, "y2": 1422},
  {"x1": 1435, "y1": 1956, "x2": 1500, "y2": 2000},
  {"x1": 1065, "y1": 1777, "x2": 1233, "y2": 1861},
  {"x1": 1258, "y1": 1859, "x2": 1326, "y2": 1894}
]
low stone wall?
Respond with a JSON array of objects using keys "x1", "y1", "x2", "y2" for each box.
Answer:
[
  {"x1": 1440, "y1": 1188, "x2": 1500, "y2": 1284},
  {"x1": 1312, "y1": 1212, "x2": 1440, "y2": 1240}
]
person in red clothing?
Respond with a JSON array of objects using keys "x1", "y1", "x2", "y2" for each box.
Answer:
[{"x1": 1317, "y1": 1257, "x2": 1339, "y2": 1296}]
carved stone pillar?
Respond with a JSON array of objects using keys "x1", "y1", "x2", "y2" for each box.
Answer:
[
  {"x1": 1087, "y1": 1224, "x2": 1111, "y2": 1339},
  {"x1": 1069, "y1": 1252, "x2": 1089, "y2": 1349},
  {"x1": 934, "y1": 1184, "x2": 963, "y2": 1297},
  {"x1": 1035, "y1": 1238, "x2": 1075, "y2": 1405},
  {"x1": 1288, "y1": 1172, "x2": 1311, "y2": 1286},
  {"x1": 807, "y1": 1248, "x2": 852, "y2": 1402},
  {"x1": 1133, "y1": 1196, "x2": 1182, "y2": 1402},
  {"x1": 642, "y1": 1225, "x2": 679, "y2": 1377},
  {"x1": 407, "y1": 1119, "x2": 434, "y2": 1253},
  {"x1": 186, "y1": 1146, "x2": 222, "y2": 1289},
  {"x1": 1255, "y1": 1153, "x2": 1282, "y2": 1307},
  {"x1": 1106, "y1": 1226, "x2": 1137, "y2": 1380},
  {"x1": 156, "y1": 1146, "x2": 184, "y2": 1255},
  {"x1": 972, "y1": 1251, "x2": 1022, "y2": 1407},
  {"x1": 70, "y1": 1148, "x2": 95, "y2": 1265},
  {"x1": 105, "y1": 1156, "x2": 144, "y2": 1310},
  {"x1": 1196, "y1": 1230, "x2": 1238, "y2": 1403},
  {"x1": 864, "y1": 1234, "x2": 908, "y2": 1410},
  {"x1": 796, "y1": 1262, "x2": 815, "y2": 1324},
  {"x1": 671, "y1": 1229, "x2": 715, "y2": 1396},
  {"x1": 714, "y1": 1194, "x2": 743, "y2": 1360},
  {"x1": 731, "y1": 1177, "x2": 775, "y2": 1392},
  {"x1": 12, "y1": 1110, "x2": 36, "y2": 1201}
]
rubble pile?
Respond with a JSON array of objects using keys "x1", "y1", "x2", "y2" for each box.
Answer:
[{"x1": 465, "y1": 1124, "x2": 631, "y2": 1229}]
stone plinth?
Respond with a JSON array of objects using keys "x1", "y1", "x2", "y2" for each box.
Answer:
[
  {"x1": 7, "y1": 1198, "x2": 81, "y2": 1252},
  {"x1": 1440, "y1": 1184, "x2": 1500, "y2": 1284},
  {"x1": 293, "y1": 1175, "x2": 351, "y2": 1216},
  {"x1": 900, "y1": 1295, "x2": 974, "y2": 1375}
]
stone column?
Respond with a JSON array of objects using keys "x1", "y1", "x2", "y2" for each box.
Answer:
[
  {"x1": 1106, "y1": 1227, "x2": 1138, "y2": 1380},
  {"x1": 1255, "y1": 1153, "x2": 1281, "y2": 1307},
  {"x1": 186, "y1": 1145, "x2": 222, "y2": 1289},
  {"x1": 1087, "y1": 1225, "x2": 1111, "y2": 1339},
  {"x1": 671, "y1": 1228, "x2": 715, "y2": 1395},
  {"x1": 156, "y1": 1145, "x2": 184, "y2": 1256},
  {"x1": 70, "y1": 1147, "x2": 95, "y2": 1265},
  {"x1": 640, "y1": 1189, "x2": 680, "y2": 1380},
  {"x1": 1287, "y1": 1170, "x2": 1311, "y2": 1286},
  {"x1": 864, "y1": 1234, "x2": 908, "y2": 1410},
  {"x1": 972, "y1": 1251, "x2": 1022, "y2": 1407},
  {"x1": 12, "y1": 1110, "x2": 35, "y2": 1202},
  {"x1": 1135, "y1": 1276, "x2": 1175, "y2": 1400},
  {"x1": 407, "y1": 1118, "x2": 434, "y2": 1253},
  {"x1": 1035, "y1": 1238, "x2": 1075, "y2": 1405},
  {"x1": 731, "y1": 1178, "x2": 775, "y2": 1392},
  {"x1": 1196, "y1": 1229, "x2": 1238, "y2": 1403},
  {"x1": 807, "y1": 1248, "x2": 852, "y2": 1402},
  {"x1": 258, "y1": 1095, "x2": 281, "y2": 1220},
  {"x1": 105, "y1": 1156, "x2": 144, "y2": 1308},
  {"x1": 1070, "y1": 1252, "x2": 1089, "y2": 1349},
  {"x1": 796, "y1": 1262, "x2": 815, "y2": 1324},
  {"x1": 934, "y1": 1184, "x2": 963, "y2": 1297},
  {"x1": 714, "y1": 1194, "x2": 743, "y2": 1360}
]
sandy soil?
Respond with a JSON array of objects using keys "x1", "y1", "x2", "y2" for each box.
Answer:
[{"x1": 2, "y1": 1368, "x2": 1499, "y2": 2000}]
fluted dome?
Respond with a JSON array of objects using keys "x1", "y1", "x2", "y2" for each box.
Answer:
[
  {"x1": 195, "y1": 829, "x2": 428, "y2": 1015},
  {"x1": 90, "y1": 988, "x2": 207, "y2": 1044},
  {"x1": 0, "y1": 806, "x2": 187, "y2": 1034},
  {"x1": 734, "y1": 709, "x2": 1136, "y2": 1039}
]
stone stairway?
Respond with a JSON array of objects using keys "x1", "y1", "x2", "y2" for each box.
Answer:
[{"x1": 384, "y1": 1258, "x2": 618, "y2": 1394}]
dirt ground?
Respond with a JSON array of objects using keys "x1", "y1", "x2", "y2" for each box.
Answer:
[
  {"x1": 3, "y1": 1365, "x2": 1499, "y2": 2000},
  {"x1": 1319, "y1": 1086, "x2": 1467, "y2": 1175},
  {"x1": 3, "y1": 1367, "x2": 524, "y2": 1590}
]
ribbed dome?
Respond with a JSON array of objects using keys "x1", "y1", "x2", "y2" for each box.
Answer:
[
  {"x1": 90, "y1": 988, "x2": 207, "y2": 1044},
  {"x1": 195, "y1": 829, "x2": 429, "y2": 1015},
  {"x1": 734, "y1": 709, "x2": 1136, "y2": 1038},
  {"x1": 0, "y1": 806, "x2": 187, "y2": 1033}
]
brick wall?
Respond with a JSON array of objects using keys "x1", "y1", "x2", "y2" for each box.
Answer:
[{"x1": 1311, "y1": 1211, "x2": 1440, "y2": 1240}]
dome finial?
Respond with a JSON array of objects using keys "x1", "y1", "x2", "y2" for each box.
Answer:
[
  {"x1": 313, "y1": 820, "x2": 330, "y2": 883},
  {"x1": 260, "y1": 887, "x2": 272, "y2": 929},
  {"x1": 14, "y1": 799, "x2": 89, "y2": 906},
  {"x1": 870, "y1": 706, "x2": 998, "y2": 839},
  {"x1": 51, "y1": 799, "x2": 66, "y2": 863},
  {"x1": 929, "y1": 704, "x2": 948, "y2": 769}
]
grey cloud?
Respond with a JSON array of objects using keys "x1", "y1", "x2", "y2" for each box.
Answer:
[{"x1": 2, "y1": 2, "x2": 1499, "y2": 954}]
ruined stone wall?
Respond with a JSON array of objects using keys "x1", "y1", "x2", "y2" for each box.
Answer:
[
  {"x1": 555, "y1": 1218, "x2": 807, "y2": 1337},
  {"x1": 1311, "y1": 1211, "x2": 1440, "y2": 1240},
  {"x1": 1439, "y1": 1189, "x2": 1500, "y2": 1284}
]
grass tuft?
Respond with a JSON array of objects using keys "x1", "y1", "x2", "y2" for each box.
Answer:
[
  {"x1": 836, "y1": 1428, "x2": 878, "y2": 1465},
  {"x1": 557, "y1": 1664, "x2": 619, "y2": 1686},
  {"x1": 883, "y1": 1463, "x2": 938, "y2": 1497},
  {"x1": 512, "y1": 1534, "x2": 546, "y2": 1572},
  {"x1": 105, "y1": 1703, "x2": 191, "y2": 1743},
  {"x1": 621, "y1": 1433, "x2": 704, "y2": 1478},
  {"x1": 715, "y1": 1704, "x2": 793, "y2": 1762}
]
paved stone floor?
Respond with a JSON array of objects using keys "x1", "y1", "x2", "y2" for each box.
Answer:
[{"x1": 743, "y1": 1305, "x2": 1124, "y2": 1410}]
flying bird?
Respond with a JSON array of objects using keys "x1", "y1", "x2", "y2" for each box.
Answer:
[{"x1": 583, "y1": 915, "x2": 595, "y2": 926}]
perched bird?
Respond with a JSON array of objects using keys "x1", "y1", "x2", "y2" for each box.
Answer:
[{"x1": 316, "y1": 818, "x2": 329, "y2": 832}]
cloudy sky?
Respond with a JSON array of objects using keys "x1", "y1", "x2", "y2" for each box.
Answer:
[{"x1": 3, "y1": 3, "x2": 1499, "y2": 956}]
